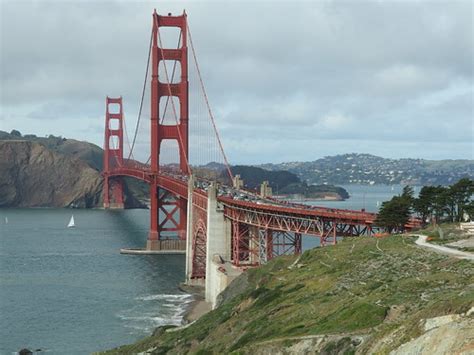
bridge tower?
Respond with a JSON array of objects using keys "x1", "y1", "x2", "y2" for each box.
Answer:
[
  {"x1": 103, "y1": 96, "x2": 124, "y2": 209},
  {"x1": 148, "y1": 11, "x2": 189, "y2": 249}
]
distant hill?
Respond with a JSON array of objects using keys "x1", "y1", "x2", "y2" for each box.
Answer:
[
  {"x1": 259, "y1": 153, "x2": 474, "y2": 185},
  {"x1": 229, "y1": 165, "x2": 349, "y2": 200}
]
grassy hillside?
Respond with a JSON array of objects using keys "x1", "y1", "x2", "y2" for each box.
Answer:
[{"x1": 100, "y1": 234, "x2": 473, "y2": 354}]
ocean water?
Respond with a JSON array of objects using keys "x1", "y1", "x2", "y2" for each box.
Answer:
[
  {"x1": 0, "y1": 184, "x2": 406, "y2": 353},
  {"x1": 0, "y1": 208, "x2": 189, "y2": 354},
  {"x1": 300, "y1": 184, "x2": 407, "y2": 213}
]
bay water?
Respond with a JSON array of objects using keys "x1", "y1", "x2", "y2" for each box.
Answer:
[
  {"x1": 0, "y1": 209, "x2": 189, "y2": 354},
  {"x1": 0, "y1": 184, "x2": 405, "y2": 353}
]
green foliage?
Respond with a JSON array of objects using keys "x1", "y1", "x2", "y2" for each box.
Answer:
[
  {"x1": 413, "y1": 178, "x2": 474, "y2": 223},
  {"x1": 375, "y1": 195, "x2": 411, "y2": 232},
  {"x1": 401, "y1": 185, "x2": 414, "y2": 203},
  {"x1": 449, "y1": 178, "x2": 474, "y2": 221},
  {"x1": 10, "y1": 129, "x2": 22, "y2": 137},
  {"x1": 376, "y1": 178, "x2": 474, "y2": 230}
]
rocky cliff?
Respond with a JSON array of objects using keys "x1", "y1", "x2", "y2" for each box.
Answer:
[
  {"x1": 0, "y1": 140, "x2": 103, "y2": 208},
  {"x1": 0, "y1": 140, "x2": 143, "y2": 208}
]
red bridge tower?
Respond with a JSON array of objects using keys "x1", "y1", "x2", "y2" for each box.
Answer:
[
  {"x1": 103, "y1": 96, "x2": 124, "y2": 209},
  {"x1": 148, "y1": 11, "x2": 189, "y2": 250}
]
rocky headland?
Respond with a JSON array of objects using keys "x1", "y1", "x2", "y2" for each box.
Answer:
[{"x1": 0, "y1": 131, "x2": 144, "y2": 208}]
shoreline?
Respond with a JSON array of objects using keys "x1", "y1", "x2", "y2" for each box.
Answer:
[{"x1": 178, "y1": 283, "x2": 212, "y2": 324}]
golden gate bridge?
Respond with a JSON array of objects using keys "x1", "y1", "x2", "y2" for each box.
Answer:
[{"x1": 101, "y1": 10, "x2": 419, "y2": 305}]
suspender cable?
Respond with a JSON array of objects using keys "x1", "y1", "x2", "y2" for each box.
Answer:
[
  {"x1": 127, "y1": 28, "x2": 153, "y2": 161},
  {"x1": 122, "y1": 113, "x2": 134, "y2": 161},
  {"x1": 187, "y1": 22, "x2": 234, "y2": 181}
]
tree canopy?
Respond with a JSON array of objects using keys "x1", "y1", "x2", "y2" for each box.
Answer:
[{"x1": 376, "y1": 178, "x2": 473, "y2": 231}]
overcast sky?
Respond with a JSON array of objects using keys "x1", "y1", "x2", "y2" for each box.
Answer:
[{"x1": 1, "y1": 0, "x2": 473, "y2": 164}]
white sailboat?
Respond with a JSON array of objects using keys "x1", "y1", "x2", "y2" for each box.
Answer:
[
  {"x1": 67, "y1": 215, "x2": 75, "y2": 228},
  {"x1": 4, "y1": 217, "x2": 8, "y2": 224}
]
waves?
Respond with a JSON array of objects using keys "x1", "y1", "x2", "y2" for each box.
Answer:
[{"x1": 117, "y1": 293, "x2": 194, "y2": 334}]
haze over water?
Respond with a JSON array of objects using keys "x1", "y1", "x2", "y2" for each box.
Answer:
[{"x1": 0, "y1": 184, "x2": 404, "y2": 353}]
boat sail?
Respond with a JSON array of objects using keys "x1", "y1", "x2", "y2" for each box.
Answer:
[
  {"x1": 67, "y1": 215, "x2": 75, "y2": 228},
  {"x1": 4, "y1": 217, "x2": 8, "y2": 224}
]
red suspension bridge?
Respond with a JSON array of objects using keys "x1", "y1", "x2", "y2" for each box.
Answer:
[{"x1": 102, "y1": 10, "x2": 419, "y2": 298}]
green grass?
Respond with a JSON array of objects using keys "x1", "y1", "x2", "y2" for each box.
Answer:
[{"x1": 97, "y1": 233, "x2": 474, "y2": 354}]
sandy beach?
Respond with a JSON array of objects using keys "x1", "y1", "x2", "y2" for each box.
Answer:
[{"x1": 179, "y1": 283, "x2": 212, "y2": 323}]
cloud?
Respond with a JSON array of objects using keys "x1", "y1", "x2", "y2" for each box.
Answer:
[{"x1": 1, "y1": 0, "x2": 472, "y2": 163}]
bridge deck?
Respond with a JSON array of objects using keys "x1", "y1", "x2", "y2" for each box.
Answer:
[{"x1": 107, "y1": 167, "x2": 380, "y2": 226}]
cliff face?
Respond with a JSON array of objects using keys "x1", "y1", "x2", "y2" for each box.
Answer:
[{"x1": 0, "y1": 141, "x2": 103, "y2": 208}]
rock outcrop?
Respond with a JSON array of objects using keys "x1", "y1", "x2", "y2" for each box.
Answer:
[
  {"x1": 0, "y1": 141, "x2": 103, "y2": 208},
  {"x1": 390, "y1": 315, "x2": 474, "y2": 355}
]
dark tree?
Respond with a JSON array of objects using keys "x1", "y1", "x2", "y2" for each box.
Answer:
[
  {"x1": 449, "y1": 178, "x2": 474, "y2": 221},
  {"x1": 412, "y1": 178, "x2": 473, "y2": 223},
  {"x1": 375, "y1": 196, "x2": 411, "y2": 233},
  {"x1": 464, "y1": 201, "x2": 474, "y2": 221},
  {"x1": 10, "y1": 129, "x2": 22, "y2": 137},
  {"x1": 401, "y1": 185, "x2": 414, "y2": 202},
  {"x1": 413, "y1": 186, "x2": 436, "y2": 222}
]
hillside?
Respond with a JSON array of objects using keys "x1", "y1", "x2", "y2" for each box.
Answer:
[
  {"x1": 230, "y1": 165, "x2": 349, "y2": 200},
  {"x1": 1, "y1": 130, "x2": 104, "y2": 170},
  {"x1": 100, "y1": 234, "x2": 474, "y2": 354},
  {"x1": 0, "y1": 131, "x2": 144, "y2": 208},
  {"x1": 0, "y1": 140, "x2": 103, "y2": 208},
  {"x1": 260, "y1": 153, "x2": 474, "y2": 185}
]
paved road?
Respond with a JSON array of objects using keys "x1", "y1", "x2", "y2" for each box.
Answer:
[{"x1": 414, "y1": 234, "x2": 474, "y2": 261}]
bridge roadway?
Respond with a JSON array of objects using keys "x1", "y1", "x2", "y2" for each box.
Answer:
[{"x1": 108, "y1": 164, "x2": 380, "y2": 238}]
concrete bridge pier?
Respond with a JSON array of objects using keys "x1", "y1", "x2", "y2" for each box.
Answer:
[
  {"x1": 184, "y1": 181, "x2": 242, "y2": 307},
  {"x1": 204, "y1": 183, "x2": 241, "y2": 308},
  {"x1": 185, "y1": 175, "x2": 200, "y2": 285}
]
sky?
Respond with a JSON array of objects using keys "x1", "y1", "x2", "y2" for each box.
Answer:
[{"x1": 1, "y1": 0, "x2": 473, "y2": 164}]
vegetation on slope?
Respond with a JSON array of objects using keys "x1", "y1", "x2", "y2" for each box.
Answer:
[
  {"x1": 100, "y1": 234, "x2": 474, "y2": 354},
  {"x1": 229, "y1": 165, "x2": 349, "y2": 199},
  {"x1": 376, "y1": 178, "x2": 473, "y2": 232}
]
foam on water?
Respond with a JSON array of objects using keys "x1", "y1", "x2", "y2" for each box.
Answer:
[{"x1": 118, "y1": 293, "x2": 194, "y2": 333}]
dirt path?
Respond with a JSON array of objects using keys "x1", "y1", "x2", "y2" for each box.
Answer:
[{"x1": 413, "y1": 234, "x2": 474, "y2": 261}]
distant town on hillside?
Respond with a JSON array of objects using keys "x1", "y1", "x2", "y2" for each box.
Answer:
[{"x1": 259, "y1": 153, "x2": 474, "y2": 186}]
